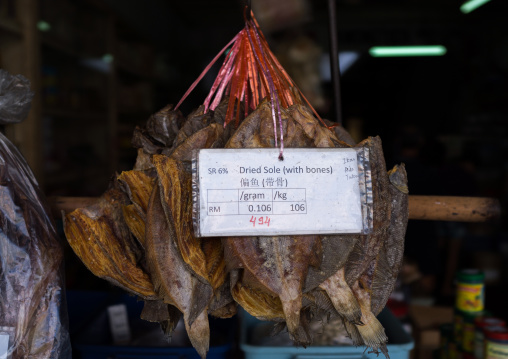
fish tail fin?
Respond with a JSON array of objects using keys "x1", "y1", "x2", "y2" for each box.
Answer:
[
  {"x1": 328, "y1": 286, "x2": 363, "y2": 325},
  {"x1": 184, "y1": 311, "x2": 210, "y2": 359},
  {"x1": 319, "y1": 268, "x2": 363, "y2": 325},
  {"x1": 343, "y1": 317, "x2": 364, "y2": 346},
  {"x1": 280, "y1": 295, "x2": 305, "y2": 344},
  {"x1": 356, "y1": 307, "x2": 389, "y2": 357}
]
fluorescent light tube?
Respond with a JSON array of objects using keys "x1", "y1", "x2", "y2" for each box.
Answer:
[
  {"x1": 460, "y1": 0, "x2": 491, "y2": 14},
  {"x1": 369, "y1": 46, "x2": 447, "y2": 57}
]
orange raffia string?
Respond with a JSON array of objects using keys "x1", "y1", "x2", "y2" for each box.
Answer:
[{"x1": 175, "y1": 9, "x2": 334, "y2": 158}]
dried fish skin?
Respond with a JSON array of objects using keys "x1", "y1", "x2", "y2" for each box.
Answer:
[
  {"x1": 152, "y1": 155, "x2": 227, "y2": 291},
  {"x1": 225, "y1": 100, "x2": 275, "y2": 149},
  {"x1": 287, "y1": 104, "x2": 347, "y2": 148},
  {"x1": 170, "y1": 123, "x2": 224, "y2": 162},
  {"x1": 335, "y1": 164, "x2": 407, "y2": 355},
  {"x1": 209, "y1": 302, "x2": 237, "y2": 319},
  {"x1": 324, "y1": 119, "x2": 356, "y2": 146},
  {"x1": 64, "y1": 188, "x2": 157, "y2": 300},
  {"x1": 172, "y1": 105, "x2": 213, "y2": 148},
  {"x1": 146, "y1": 104, "x2": 185, "y2": 147},
  {"x1": 141, "y1": 300, "x2": 183, "y2": 337},
  {"x1": 349, "y1": 272, "x2": 389, "y2": 357},
  {"x1": 133, "y1": 148, "x2": 155, "y2": 171},
  {"x1": 117, "y1": 169, "x2": 155, "y2": 248},
  {"x1": 223, "y1": 236, "x2": 319, "y2": 342},
  {"x1": 212, "y1": 96, "x2": 245, "y2": 143},
  {"x1": 132, "y1": 105, "x2": 184, "y2": 154},
  {"x1": 122, "y1": 204, "x2": 146, "y2": 247},
  {"x1": 386, "y1": 164, "x2": 408, "y2": 271},
  {"x1": 118, "y1": 170, "x2": 156, "y2": 214},
  {"x1": 225, "y1": 101, "x2": 345, "y2": 150},
  {"x1": 145, "y1": 182, "x2": 211, "y2": 358},
  {"x1": 207, "y1": 279, "x2": 237, "y2": 318},
  {"x1": 316, "y1": 164, "x2": 406, "y2": 358},
  {"x1": 232, "y1": 283, "x2": 284, "y2": 321},
  {"x1": 224, "y1": 101, "x2": 355, "y2": 344},
  {"x1": 370, "y1": 164, "x2": 408, "y2": 316},
  {"x1": 318, "y1": 267, "x2": 362, "y2": 325},
  {"x1": 303, "y1": 235, "x2": 358, "y2": 292},
  {"x1": 132, "y1": 126, "x2": 162, "y2": 154},
  {"x1": 345, "y1": 136, "x2": 391, "y2": 287}
]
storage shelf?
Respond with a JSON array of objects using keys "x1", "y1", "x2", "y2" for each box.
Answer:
[
  {"x1": 3, "y1": 0, "x2": 159, "y2": 196},
  {"x1": 45, "y1": 167, "x2": 107, "y2": 186},
  {"x1": 0, "y1": 18, "x2": 22, "y2": 36},
  {"x1": 41, "y1": 36, "x2": 83, "y2": 58},
  {"x1": 43, "y1": 108, "x2": 108, "y2": 121},
  {"x1": 116, "y1": 60, "x2": 154, "y2": 80}
]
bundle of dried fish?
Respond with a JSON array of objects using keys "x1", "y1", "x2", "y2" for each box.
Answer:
[
  {"x1": 64, "y1": 99, "x2": 239, "y2": 358},
  {"x1": 220, "y1": 99, "x2": 408, "y2": 355},
  {"x1": 63, "y1": 9, "x2": 408, "y2": 359},
  {"x1": 64, "y1": 184, "x2": 157, "y2": 300}
]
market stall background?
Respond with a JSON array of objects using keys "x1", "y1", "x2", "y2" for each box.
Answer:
[{"x1": 0, "y1": 0, "x2": 507, "y2": 357}]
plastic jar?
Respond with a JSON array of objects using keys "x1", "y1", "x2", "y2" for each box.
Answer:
[
  {"x1": 462, "y1": 312, "x2": 486, "y2": 355},
  {"x1": 441, "y1": 323, "x2": 454, "y2": 359},
  {"x1": 456, "y1": 270, "x2": 485, "y2": 313},
  {"x1": 485, "y1": 326, "x2": 508, "y2": 359},
  {"x1": 455, "y1": 309, "x2": 465, "y2": 349},
  {"x1": 475, "y1": 318, "x2": 506, "y2": 359}
]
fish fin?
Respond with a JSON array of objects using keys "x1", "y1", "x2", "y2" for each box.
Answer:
[
  {"x1": 184, "y1": 311, "x2": 210, "y2": 359},
  {"x1": 319, "y1": 268, "x2": 362, "y2": 325},
  {"x1": 342, "y1": 318, "x2": 364, "y2": 346},
  {"x1": 355, "y1": 307, "x2": 389, "y2": 356}
]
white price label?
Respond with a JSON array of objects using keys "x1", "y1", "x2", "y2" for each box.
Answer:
[
  {"x1": 195, "y1": 148, "x2": 365, "y2": 237},
  {"x1": 107, "y1": 304, "x2": 131, "y2": 344},
  {"x1": 0, "y1": 334, "x2": 8, "y2": 359}
]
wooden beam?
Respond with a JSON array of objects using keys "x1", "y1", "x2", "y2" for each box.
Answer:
[
  {"x1": 48, "y1": 195, "x2": 502, "y2": 223},
  {"x1": 408, "y1": 195, "x2": 501, "y2": 222}
]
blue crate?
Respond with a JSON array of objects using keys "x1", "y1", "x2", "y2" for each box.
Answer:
[
  {"x1": 67, "y1": 291, "x2": 234, "y2": 359},
  {"x1": 240, "y1": 308, "x2": 414, "y2": 359},
  {"x1": 76, "y1": 344, "x2": 231, "y2": 359}
]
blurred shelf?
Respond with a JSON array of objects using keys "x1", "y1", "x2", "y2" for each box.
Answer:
[
  {"x1": 117, "y1": 111, "x2": 151, "y2": 124},
  {"x1": 41, "y1": 35, "x2": 83, "y2": 58},
  {"x1": 45, "y1": 167, "x2": 107, "y2": 186},
  {"x1": 3, "y1": 0, "x2": 158, "y2": 196},
  {"x1": 438, "y1": 134, "x2": 508, "y2": 143},
  {"x1": 43, "y1": 108, "x2": 108, "y2": 121},
  {"x1": 116, "y1": 60, "x2": 154, "y2": 80},
  {"x1": 0, "y1": 18, "x2": 22, "y2": 36}
]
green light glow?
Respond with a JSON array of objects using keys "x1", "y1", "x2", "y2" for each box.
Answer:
[
  {"x1": 102, "y1": 54, "x2": 114, "y2": 63},
  {"x1": 369, "y1": 46, "x2": 447, "y2": 57},
  {"x1": 37, "y1": 21, "x2": 51, "y2": 32},
  {"x1": 460, "y1": 0, "x2": 491, "y2": 14}
]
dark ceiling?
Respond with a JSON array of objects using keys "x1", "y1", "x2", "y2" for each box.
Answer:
[{"x1": 103, "y1": 0, "x2": 508, "y2": 162}]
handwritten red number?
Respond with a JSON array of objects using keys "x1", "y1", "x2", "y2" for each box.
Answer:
[{"x1": 249, "y1": 216, "x2": 271, "y2": 227}]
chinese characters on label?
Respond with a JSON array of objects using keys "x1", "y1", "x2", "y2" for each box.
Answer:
[{"x1": 196, "y1": 148, "x2": 364, "y2": 236}]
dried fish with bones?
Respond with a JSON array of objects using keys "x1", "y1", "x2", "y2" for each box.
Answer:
[{"x1": 63, "y1": 9, "x2": 408, "y2": 359}]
